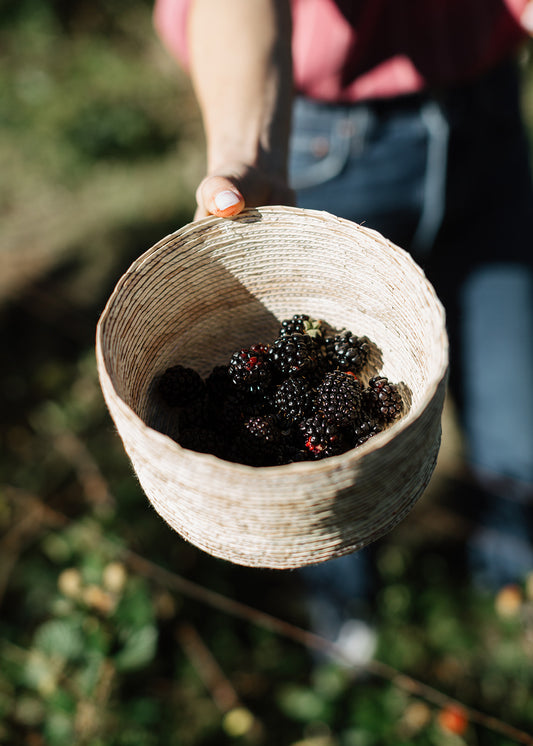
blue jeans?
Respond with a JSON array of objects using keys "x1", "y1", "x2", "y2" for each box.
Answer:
[{"x1": 290, "y1": 58, "x2": 533, "y2": 597}]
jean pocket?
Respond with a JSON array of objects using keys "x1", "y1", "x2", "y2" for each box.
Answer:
[
  {"x1": 289, "y1": 131, "x2": 351, "y2": 190},
  {"x1": 288, "y1": 100, "x2": 355, "y2": 191}
]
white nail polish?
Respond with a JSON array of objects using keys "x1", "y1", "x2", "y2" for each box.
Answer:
[{"x1": 215, "y1": 190, "x2": 240, "y2": 211}]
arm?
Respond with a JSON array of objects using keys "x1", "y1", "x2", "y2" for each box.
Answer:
[{"x1": 187, "y1": 0, "x2": 295, "y2": 218}]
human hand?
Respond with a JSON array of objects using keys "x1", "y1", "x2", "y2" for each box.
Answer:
[{"x1": 194, "y1": 162, "x2": 296, "y2": 220}]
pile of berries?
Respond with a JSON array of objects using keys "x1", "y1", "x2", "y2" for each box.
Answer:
[{"x1": 155, "y1": 314, "x2": 405, "y2": 467}]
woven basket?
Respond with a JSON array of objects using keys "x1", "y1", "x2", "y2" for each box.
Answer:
[{"x1": 96, "y1": 206, "x2": 448, "y2": 569}]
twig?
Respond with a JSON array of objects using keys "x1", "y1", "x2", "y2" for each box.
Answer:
[
  {"x1": 0, "y1": 487, "x2": 67, "y2": 605},
  {"x1": 177, "y1": 622, "x2": 241, "y2": 713},
  {"x1": 52, "y1": 431, "x2": 114, "y2": 508}
]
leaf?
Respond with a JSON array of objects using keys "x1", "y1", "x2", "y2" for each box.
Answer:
[
  {"x1": 114, "y1": 625, "x2": 157, "y2": 672},
  {"x1": 278, "y1": 684, "x2": 331, "y2": 723},
  {"x1": 34, "y1": 619, "x2": 84, "y2": 661},
  {"x1": 114, "y1": 582, "x2": 154, "y2": 630},
  {"x1": 24, "y1": 651, "x2": 59, "y2": 697},
  {"x1": 44, "y1": 709, "x2": 74, "y2": 746}
]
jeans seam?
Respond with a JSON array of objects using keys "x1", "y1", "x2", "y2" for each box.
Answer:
[{"x1": 411, "y1": 100, "x2": 450, "y2": 253}]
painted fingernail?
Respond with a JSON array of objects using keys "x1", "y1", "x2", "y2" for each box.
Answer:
[{"x1": 214, "y1": 190, "x2": 241, "y2": 211}]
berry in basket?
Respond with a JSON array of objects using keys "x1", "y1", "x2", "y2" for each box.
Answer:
[{"x1": 155, "y1": 314, "x2": 407, "y2": 467}]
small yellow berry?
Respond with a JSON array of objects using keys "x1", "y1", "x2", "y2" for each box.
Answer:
[
  {"x1": 495, "y1": 584, "x2": 523, "y2": 619},
  {"x1": 58, "y1": 568, "x2": 82, "y2": 599}
]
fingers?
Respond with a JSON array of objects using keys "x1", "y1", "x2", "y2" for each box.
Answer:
[{"x1": 195, "y1": 175, "x2": 245, "y2": 219}]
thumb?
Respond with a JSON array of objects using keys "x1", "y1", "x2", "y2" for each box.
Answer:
[{"x1": 195, "y1": 175, "x2": 245, "y2": 219}]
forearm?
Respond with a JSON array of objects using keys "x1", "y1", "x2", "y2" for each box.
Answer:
[{"x1": 188, "y1": 0, "x2": 293, "y2": 179}]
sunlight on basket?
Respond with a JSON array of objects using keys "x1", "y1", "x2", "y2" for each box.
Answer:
[{"x1": 96, "y1": 206, "x2": 448, "y2": 569}]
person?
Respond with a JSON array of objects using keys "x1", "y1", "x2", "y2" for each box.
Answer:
[{"x1": 153, "y1": 0, "x2": 533, "y2": 663}]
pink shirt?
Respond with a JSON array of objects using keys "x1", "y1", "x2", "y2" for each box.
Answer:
[{"x1": 153, "y1": 0, "x2": 529, "y2": 102}]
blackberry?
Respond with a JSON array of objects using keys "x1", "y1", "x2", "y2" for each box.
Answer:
[
  {"x1": 157, "y1": 364, "x2": 206, "y2": 407},
  {"x1": 269, "y1": 333, "x2": 318, "y2": 378},
  {"x1": 228, "y1": 344, "x2": 274, "y2": 394},
  {"x1": 178, "y1": 426, "x2": 222, "y2": 457},
  {"x1": 177, "y1": 396, "x2": 210, "y2": 431},
  {"x1": 231, "y1": 415, "x2": 284, "y2": 466},
  {"x1": 299, "y1": 413, "x2": 348, "y2": 459},
  {"x1": 212, "y1": 387, "x2": 270, "y2": 433},
  {"x1": 314, "y1": 370, "x2": 363, "y2": 426},
  {"x1": 334, "y1": 331, "x2": 371, "y2": 374},
  {"x1": 364, "y1": 376, "x2": 403, "y2": 423},
  {"x1": 205, "y1": 364, "x2": 232, "y2": 399},
  {"x1": 274, "y1": 377, "x2": 312, "y2": 426},
  {"x1": 316, "y1": 334, "x2": 337, "y2": 374},
  {"x1": 278, "y1": 440, "x2": 312, "y2": 463},
  {"x1": 243, "y1": 414, "x2": 282, "y2": 444},
  {"x1": 351, "y1": 418, "x2": 383, "y2": 447},
  {"x1": 279, "y1": 314, "x2": 310, "y2": 336}
]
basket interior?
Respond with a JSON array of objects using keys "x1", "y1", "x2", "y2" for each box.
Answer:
[{"x1": 99, "y1": 207, "x2": 447, "y2": 439}]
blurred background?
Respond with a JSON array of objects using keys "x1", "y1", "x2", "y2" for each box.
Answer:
[{"x1": 1, "y1": 2, "x2": 533, "y2": 744}]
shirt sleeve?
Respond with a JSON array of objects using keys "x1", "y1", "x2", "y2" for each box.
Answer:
[{"x1": 153, "y1": 0, "x2": 192, "y2": 68}]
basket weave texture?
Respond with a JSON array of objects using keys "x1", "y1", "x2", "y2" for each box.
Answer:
[{"x1": 96, "y1": 206, "x2": 448, "y2": 569}]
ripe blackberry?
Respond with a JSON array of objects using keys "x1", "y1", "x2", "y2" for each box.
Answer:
[
  {"x1": 299, "y1": 413, "x2": 348, "y2": 459},
  {"x1": 279, "y1": 442, "x2": 312, "y2": 463},
  {"x1": 316, "y1": 334, "x2": 337, "y2": 374},
  {"x1": 351, "y1": 418, "x2": 383, "y2": 447},
  {"x1": 178, "y1": 426, "x2": 222, "y2": 457},
  {"x1": 205, "y1": 364, "x2": 232, "y2": 399},
  {"x1": 243, "y1": 414, "x2": 282, "y2": 444},
  {"x1": 177, "y1": 396, "x2": 210, "y2": 431},
  {"x1": 157, "y1": 364, "x2": 206, "y2": 407},
  {"x1": 228, "y1": 344, "x2": 273, "y2": 394},
  {"x1": 213, "y1": 387, "x2": 269, "y2": 432},
  {"x1": 314, "y1": 370, "x2": 363, "y2": 426},
  {"x1": 269, "y1": 333, "x2": 318, "y2": 378},
  {"x1": 364, "y1": 376, "x2": 404, "y2": 423},
  {"x1": 274, "y1": 377, "x2": 312, "y2": 426},
  {"x1": 334, "y1": 331, "x2": 371, "y2": 374},
  {"x1": 230, "y1": 415, "x2": 284, "y2": 466},
  {"x1": 279, "y1": 314, "x2": 310, "y2": 336}
]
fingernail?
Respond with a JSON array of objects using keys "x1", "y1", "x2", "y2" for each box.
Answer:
[{"x1": 214, "y1": 190, "x2": 241, "y2": 211}]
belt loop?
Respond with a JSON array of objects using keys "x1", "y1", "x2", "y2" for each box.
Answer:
[{"x1": 347, "y1": 104, "x2": 371, "y2": 156}]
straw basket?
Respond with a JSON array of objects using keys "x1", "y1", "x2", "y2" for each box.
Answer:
[{"x1": 96, "y1": 206, "x2": 448, "y2": 569}]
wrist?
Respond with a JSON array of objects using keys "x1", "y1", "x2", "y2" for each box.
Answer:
[{"x1": 207, "y1": 143, "x2": 288, "y2": 181}]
